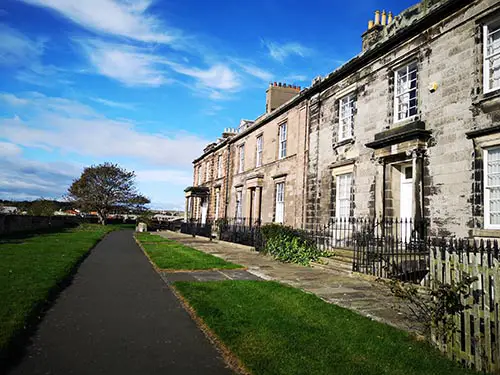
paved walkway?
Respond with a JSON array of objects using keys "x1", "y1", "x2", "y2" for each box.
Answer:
[
  {"x1": 9, "y1": 231, "x2": 233, "y2": 375},
  {"x1": 160, "y1": 231, "x2": 422, "y2": 333}
]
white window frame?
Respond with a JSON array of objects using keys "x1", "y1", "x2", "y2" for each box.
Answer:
[
  {"x1": 484, "y1": 21, "x2": 500, "y2": 94},
  {"x1": 275, "y1": 182, "x2": 285, "y2": 224},
  {"x1": 217, "y1": 154, "x2": 223, "y2": 178},
  {"x1": 338, "y1": 94, "x2": 355, "y2": 141},
  {"x1": 235, "y1": 190, "x2": 243, "y2": 221},
  {"x1": 278, "y1": 123, "x2": 287, "y2": 159},
  {"x1": 205, "y1": 161, "x2": 210, "y2": 182},
  {"x1": 335, "y1": 173, "x2": 352, "y2": 218},
  {"x1": 256, "y1": 135, "x2": 263, "y2": 167},
  {"x1": 484, "y1": 147, "x2": 500, "y2": 229},
  {"x1": 215, "y1": 189, "x2": 220, "y2": 219},
  {"x1": 197, "y1": 165, "x2": 202, "y2": 185},
  {"x1": 394, "y1": 61, "x2": 418, "y2": 123},
  {"x1": 238, "y1": 145, "x2": 245, "y2": 173}
]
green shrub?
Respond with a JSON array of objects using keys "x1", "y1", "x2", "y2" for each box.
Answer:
[{"x1": 260, "y1": 224, "x2": 324, "y2": 265}]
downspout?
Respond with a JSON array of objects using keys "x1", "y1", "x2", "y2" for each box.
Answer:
[
  {"x1": 224, "y1": 143, "x2": 232, "y2": 220},
  {"x1": 301, "y1": 99, "x2": 310, "y2": 229}
]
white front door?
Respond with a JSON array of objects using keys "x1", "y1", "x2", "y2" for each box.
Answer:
[
  {"x1": 400, "y1": 165, "x2": 413, "y2": 240},
  {"x1": 201, "y1": 198, "x2": 208, "y2": 224}
]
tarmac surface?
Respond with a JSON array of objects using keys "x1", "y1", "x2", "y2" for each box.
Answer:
[{"x1": 8, "y1": 230, "x2": 233, "y2": 375}]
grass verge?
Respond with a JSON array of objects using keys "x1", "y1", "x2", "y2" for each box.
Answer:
[
  {"x1": 173, "y1": 280, "x2": 477, "y2": 375},
  {"x1": 135, "y1": 233, "x2": 242, "y2": 270},
  {"x1": 0, "y1": 223, "x2": 128, "y2": 370}
]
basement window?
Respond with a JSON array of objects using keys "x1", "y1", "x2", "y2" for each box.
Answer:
[
  {"x1": 484, "y1": 20, "x2": 500, "y2": 93},
  {"x1": 394, "y1": 61, "x2": 418, "y2": 122}
]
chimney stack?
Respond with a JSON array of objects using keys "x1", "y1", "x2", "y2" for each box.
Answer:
[
  {"x1": 265, "y1": 82, "x2": 301, "y2": 114},
  {"x1": 361, "y1": 9, "x2": 393, "y2": 52}
]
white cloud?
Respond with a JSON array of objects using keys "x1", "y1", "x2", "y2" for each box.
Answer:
[
  {"x1": 263, "y1": 40, "x2": 312, "y2": 62},
  {"x1": 170, "y1": 63, "x2": 240, "y2": 90},
  {"x1": 90, "y1": 97, "x2": 136, "y2": 110},
  {"x1": 0, "y1": 91, "x2": 95, "y2": 117},
  {"x1": 285, "y1": 74, "x2": 308, "y2": 82},
  {"x1": 0, "y1": 155, "x2": 81, "y2": 201},
  {"x1": 19, "y1": 0, "x2": 176, "y2": 44},
  {"x1": 0, "y1": 142, "x2": 22, "y2": 158},
  {"x1": 0, "y1": 93, "x2": 29, "y2": 106},
  {"x1": 0, "y1": 92, "x2": 209, "y2": 168},
  {"x1": 239, "y1": 63, "x2": 273, "y2": 81},
  {"x1": 0, "y1": 24, "x2": 45, "y2": 67},
  {"x1": 78, "y1": 39, "x2": 169, "y2": 87}
]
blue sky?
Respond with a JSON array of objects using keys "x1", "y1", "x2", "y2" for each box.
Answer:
[{"x1": 0, "y1": 0, "x2": 416, "y2": 209}]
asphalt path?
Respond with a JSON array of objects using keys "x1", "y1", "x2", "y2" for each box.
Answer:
[{"x1": 9, "y1": 230, "x2": 233, "y2": 375}]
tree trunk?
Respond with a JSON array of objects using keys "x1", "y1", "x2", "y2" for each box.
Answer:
[{"x1": 97, "y1": 210, "x2": 107, "y2": 225}]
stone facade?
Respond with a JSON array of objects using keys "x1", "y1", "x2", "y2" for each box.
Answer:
[
  {"x1": 305, "y1": 0, "x2": 500, "y2": 238},
  {"x1": 228, "y1": 98, "x2": 308, "y2": 227},
  {"x1": 185, "y1": 0, "x2": 500, "y2": 239},
  {"x1": 186, "y1": 134, "x2": 234, "y2": 223}
]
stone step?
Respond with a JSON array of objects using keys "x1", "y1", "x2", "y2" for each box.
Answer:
[{"x1": 331, "y1": 248, "x2": 355, "y2": 259}]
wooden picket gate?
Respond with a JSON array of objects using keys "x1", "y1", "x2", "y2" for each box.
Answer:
[{"x1": 430, "y1": 239, "x2": 500, "y2": 373}]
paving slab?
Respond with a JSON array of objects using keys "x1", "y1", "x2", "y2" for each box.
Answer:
[
  {"x1": 160, "y1": 269, "x2": 262, "y2": 283},
  {"x1": 158, "y1": 231, "x2": 423, "y2": 333},
  {"x1": 8, "y1": 230, "x2": 233, "y2": 375}
]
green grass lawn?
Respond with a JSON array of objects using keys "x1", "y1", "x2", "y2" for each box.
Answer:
[
  {"x1": 135, "y1": 232, "x2": 172, "y2": 243},
  {"x1": 0, "y1": 223, "x2": 126, "y2": 365},
  {"x1": 174, "y1": 281, "x2": 477, "y2": 375},
  {"x1": 136, "y1": 234, "x2": 242, "y2": 270}
]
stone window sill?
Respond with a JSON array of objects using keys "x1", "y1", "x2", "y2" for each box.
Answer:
[
  {"x1": 471, "y1": 90, "x2": 500, "y2": 113},
  {"x1": 333, "y1": 138, "x2": 355, "y2": 149},
  {"x1": 470, "y1": 228, "x2": 500, "y2": 238}
]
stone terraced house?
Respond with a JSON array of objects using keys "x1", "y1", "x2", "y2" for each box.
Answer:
[{"x1": 184, "y1": 0, "x2": 500, "y2": 239}]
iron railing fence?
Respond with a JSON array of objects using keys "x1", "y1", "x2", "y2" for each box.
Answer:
[
  {"x1": 181, "y1": 216, "x2": 430, "y2": 283},
  {"x1": 180, "y1": 220, "x2": 213, "y2": 238},
  {"x1": 352, "y1": 217, "x2": 429, "y2": 284},
  {"x1": 216, "y1": 217, "x2": 264, "y2": 249}
]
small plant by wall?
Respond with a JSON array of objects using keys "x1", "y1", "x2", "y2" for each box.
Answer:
[{"x1": 260, "y1": 224, "x2": 326, "y2": 266}]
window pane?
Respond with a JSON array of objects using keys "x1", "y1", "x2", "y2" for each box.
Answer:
[
  {"x1": 336, "y1": 173, "x2": 352, "y2": 218},
  {"x1": 488, "y1": 148, "x2": 500, "y2": 225},
  {"x1": 395, "y1": 62, "x2": 418, "y2": 121},
  {"x1": 339, "y1": 94, "x2": 355, "y2": 140}
]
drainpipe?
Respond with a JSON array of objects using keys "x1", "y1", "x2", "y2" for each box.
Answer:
[
  {"x1": 224, "y1": 143, "x2": 232, "y2": 220},
  {"x1": 301, "y1": 99, "x2": 310, "y2": 229}
]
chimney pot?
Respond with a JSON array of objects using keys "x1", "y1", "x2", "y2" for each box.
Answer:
[
  {"x1": 278, "y1": 82, "x2": 282, "y2": 87},
  {"x1": 274, "y1": 81, "x2": 277, "y2": 86},
  {"x1": 388, "y1": 11, "x2": 393, "y2": 24},
  {"x1": 374, "y1": 10, "x2": 380, "y2": 25},
  {"x1": 381, "y1": 10, "x2": 386, "y2": 25},
  {"x1": 368, "y1": 20, "x2": 374, "y2": 29}
]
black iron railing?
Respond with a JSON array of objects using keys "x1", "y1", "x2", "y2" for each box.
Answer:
[
  {"x1": 180, "y1": 220, "x2": 213, "y2": 238},
  {"x1": 352, "y1": 217, "x2": 429, "y2": 283},
  {"x1": 216, "y1": 218, "x2": 264, "y2": 249}
]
